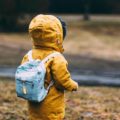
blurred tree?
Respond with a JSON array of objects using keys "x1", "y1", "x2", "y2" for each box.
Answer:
[
  {"x1": 49, "y1": 0, "x2": 83, "y2": 13},
  {"x1": 17, "y1": 0, "x2": 49, "y2": 14},
  {"x1": 109, "y1": 0, "x2": 120, "y2": 13},
  {"x1": 0, "y1": 0, "x2": 120, "y2": 31},
  {"x1": 0, "y1": 0, "x2": 17, "y2": 29},
  {"x1": 0, "y1": 0, "x2": 49, "y2": 30},
  {"x1": 82, "y1": 0, "x2": 91, "y2": 21},
  {"x1": 91, "y1": 0, "x2": 112, "y2": 14}
]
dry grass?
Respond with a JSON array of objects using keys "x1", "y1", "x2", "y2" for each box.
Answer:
[
  {"x1": 0, "y1": 33, "x2": 31, "y2": 66},
  {"x1": 64, "y1": 21, "x2": 120, "y2": 61},
  {"x1": 0, "y1": 79, "x2": 28, "y2": 120},
  {"x1": 1, "y1": 19, "x2": 120, "y2": 120},
  {"x1": 0, "y1": 79, "x2": 120, "y2": 120},
  {"x1": 0, "y1": 20, "x2": 120, "y2": 73},
  {"x1": 0, "y1": 21, "x2": 120, "y2": 67}
]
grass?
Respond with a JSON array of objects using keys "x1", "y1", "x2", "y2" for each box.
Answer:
[
  {"x1": 0, "y1": 21, "x2": 120, "y2": 64},
  {"x1": 65, "y1": 21, "x2": 120, "y2": 59},
  {"x1": 0, "y1": 33, "x2": 31, "y2": 66},
  {"x1": 0, "y1": 20, "x2": 120, "y2": 70},
  {"x1": 0, "y1": 79, "x2": 120, "y2": 120},
  {"x1": 0, "y1": 18, "x2": 120, "y2": 120}
]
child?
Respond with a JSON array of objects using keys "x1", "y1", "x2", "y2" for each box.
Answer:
[{"x1": 21, "y1": 14, "x2": 78, "y2": 120}]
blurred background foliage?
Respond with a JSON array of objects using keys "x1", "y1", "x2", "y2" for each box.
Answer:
[
  {"x1": 0, "y1": 0, "x2": 120, "y2": 14},
  {"x1": 0, "y1": 0, "x2": 120, "y2": 31}
]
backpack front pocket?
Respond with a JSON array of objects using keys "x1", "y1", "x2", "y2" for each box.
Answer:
[{"x1": 16, "y1": 80, "x2": 34, "y2": 98}]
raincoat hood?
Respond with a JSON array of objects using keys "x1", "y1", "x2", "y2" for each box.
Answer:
[{"x1": 29, "y1": 14, "x2": 64, "y2": 53}]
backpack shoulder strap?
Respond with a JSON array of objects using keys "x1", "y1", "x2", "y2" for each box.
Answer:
[
  {"x1": 42, "y1": 52, "x2": 61, "y2": 64},
  {"x1": 43, "y1": 52, "x2": 62, "y2": 92},
  {"x1": 27, "y1": 50, "x2": 34, "y2": 61},
  {"x1": 46, "y1": 80, "x2": 54, "y2": 92},
  {"x1": 27, "y1": 50, "x2": 61, "y2": 62}
]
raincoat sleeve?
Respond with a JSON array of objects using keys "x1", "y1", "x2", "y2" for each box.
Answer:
[{"x1": 51, "y1": 55, "x2": 78, "y2": 91}]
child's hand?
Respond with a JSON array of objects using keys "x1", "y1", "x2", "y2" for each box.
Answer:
[{"x1": 72, "y1": 82, "x2": 78, "y2": 91}]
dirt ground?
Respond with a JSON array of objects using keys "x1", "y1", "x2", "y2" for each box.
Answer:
[{"x1": 0, "y1": 79, "x2": 120, "y2": 120}]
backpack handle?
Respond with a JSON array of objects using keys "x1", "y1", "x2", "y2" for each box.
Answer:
[
  {"x1": 46, "y1": 80, "x2": 54, "y2": 92},
  {"x1": 42, "y1": 52, "x2": 61, "y2": 91},
  {"x1": 27, "y1": 50, "x2": 34, "y2": 61}
]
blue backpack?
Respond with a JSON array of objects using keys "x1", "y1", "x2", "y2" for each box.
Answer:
[{"x1": 15, "y1": 50, "x2": 60, "y2": 102}]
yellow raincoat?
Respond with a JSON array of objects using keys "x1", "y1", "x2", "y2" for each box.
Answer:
[{"x1": 21, "y1": 14, "x2": 78, "y2": 120}]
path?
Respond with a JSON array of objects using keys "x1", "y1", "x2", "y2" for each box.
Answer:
[{"x1": 0, "y1": 67, "x2": 120, "y2": 86}]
